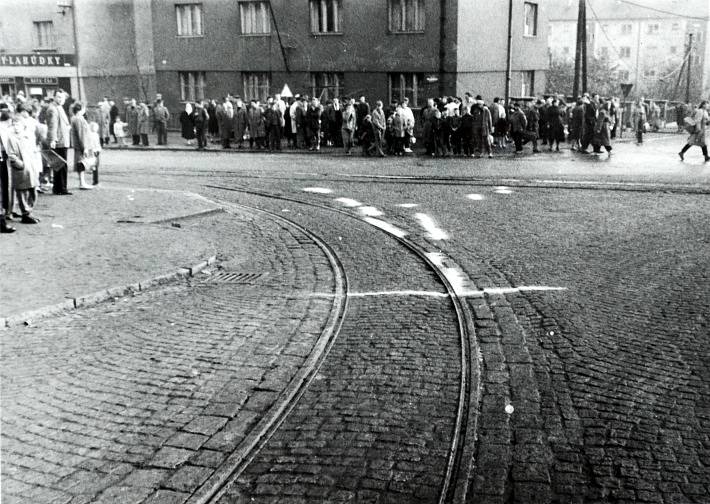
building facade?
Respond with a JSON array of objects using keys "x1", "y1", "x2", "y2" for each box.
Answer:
[
  {"x1": 547, "y1": 0, "x2": 710, "y2": 99},
  {"x1": 1, "y1": 0, "x2": 549, "y2": 113}
]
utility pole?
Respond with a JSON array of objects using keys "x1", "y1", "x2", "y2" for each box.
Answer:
[
  {"x1": 267, "y1": 1, "x2": 290, "y2": 73},
  {"x1": 581, "y1": 0, "x2": 587, "y2": 93},
  {"x1": 573, "y1": 0, "x2": 585, "y2": 98},
  {"x1": 504, "y1": 0, "x2": 513, "y2": 106},
  {"x1": 686, "y1": 33, "x2": 693, "y2": 103}
]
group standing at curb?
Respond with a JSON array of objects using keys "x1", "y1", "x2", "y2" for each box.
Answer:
[
  {"x1": 1, "y1": 90, "x2": 101, "y2": 234},
  {"x1": 104, "y1": 90, "x2": 708, "y2": 162}
]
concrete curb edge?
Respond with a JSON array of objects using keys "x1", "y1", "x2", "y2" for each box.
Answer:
[{"x1": 2, "y1": 255, "x2": 217, "y2": 329}]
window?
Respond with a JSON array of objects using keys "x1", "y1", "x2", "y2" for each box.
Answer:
[
  {"x1": 243, "y1": 72, "x2": 270, "y2": 102},
  {"x1": 311, "y1": 73, "x2": 343, "y2": 101},
  {"x1": 670, "y1": 46, "x2": 677, "y2": 54},
  {"x1": 563, "y1": 46, "x2": 570, "y2": 54},
  {"x1": 521, "y1": 71, "x2": 535, "y2": 97},
  {"x1": 672, "y1": 22, "x2": 680, "y2": 31},
  {"x1": 176, "y1": 3, "x2": 203, "y2": 36},
  {"x1": 524, "y1": 3, "x2": 538, "y2": 36},
  {"x1": 389, "y1": 73, "x2": 423, "y2": 107},
  {"x1": 34, "y1": 21, "x2": 55, "y2": 49},
  {"x1": 240, "y1": 1, "x2": 270, "y2": 34},
  {"x1": 179, "y1": 71, "x2": 206, "y2": 102},
  {"x1": 643, "y1": 69, "x2": 656, "y2": 78},
  {"x1": 647, "y1": 23, "x2": 659, "y2": 34},
  {"x1": 618, "y1": 70, "x2": 630, "y2": 81},
  {"x1": 600, "y1": 46, "x2": 609, "y2": 59},
  {"x1": 389, "y1": 0, "x2": 425, "y2": 32},
  {"x1": 310, "y1": 0, "x2": 341, "y2": 34},
  {"x1": 620, "y1": 46, "x2": 631, "y2": 58},
  {"x1": 621, "y1": 24, "x2": 632, "y2": 35}
]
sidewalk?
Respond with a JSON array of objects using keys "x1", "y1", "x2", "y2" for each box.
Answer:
[{"x1": 0, "y1": 185, "x2": 222, "y2": 321}]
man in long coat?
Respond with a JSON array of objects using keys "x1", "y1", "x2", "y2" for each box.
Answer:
[
  {"x1": 153, "y1": 99, "x2": 170, "y2": 146},
  {"x1": 46, "y1": 91, "x2": 72, "y2": 195},
  {"x1": 232, "y1": 99, "x2": 248, "y2": 148},
  {"x1": 125, "y1": 98, "x2": 140, "y2": 146},
  {"x1": 470, "y1": 95, "x2": 493, "y2": 158}
]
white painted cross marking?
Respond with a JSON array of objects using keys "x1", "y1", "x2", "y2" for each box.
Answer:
[
  {"x1": 494, "y1": 186, "x2": 513, "y2": 194},
  {"x1": 415, "y1": 213, "x2": 449, "y2": 240}
]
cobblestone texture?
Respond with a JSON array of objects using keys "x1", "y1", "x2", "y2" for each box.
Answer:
[
  {"x1": 208, "y1": 191, "x2": 464, "y2": 503},
  {"x1": 1, "y1": 208, "x2": 337, "y2": 504}
]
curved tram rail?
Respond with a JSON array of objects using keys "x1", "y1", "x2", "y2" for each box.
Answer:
[{"x1": 198, "y1": 184, "x2": 480, "y2": 504}]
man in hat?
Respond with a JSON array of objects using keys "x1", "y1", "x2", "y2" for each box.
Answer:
[{"x1": 470, "y1": 95, "x2": 493, "y2": 158}]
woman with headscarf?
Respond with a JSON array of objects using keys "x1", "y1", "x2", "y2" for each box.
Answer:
[{"x1": 180, "y1": 103, "x2": 195, "y2": 145}]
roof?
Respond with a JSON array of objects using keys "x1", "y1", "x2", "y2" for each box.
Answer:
[{"x1": 547, "y1": 0, "x2": 710, "y2": 22}]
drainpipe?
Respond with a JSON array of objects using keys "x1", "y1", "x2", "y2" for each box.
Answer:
[{"x1": 439, "y1": 0, "x2": 446, "y2": 96}]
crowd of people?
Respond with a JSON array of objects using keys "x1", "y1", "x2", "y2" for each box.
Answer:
[
  {"x1": 1, "y1": 87, "x2": 708, "y2": 234},
  {"x1": 1, "y1": 90, "x2": 102, "y2": 234}
]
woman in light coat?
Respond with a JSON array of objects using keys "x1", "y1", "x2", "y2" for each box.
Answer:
[
  {"x1": 678, "y1": 100, "x2": 709, "y2": 162},
  {"x1": 137, "y1": 102, "x2": 151, "y2": 146},
  {"x1": 5, "y1": 110, "x2": 42, "y2": 222}
]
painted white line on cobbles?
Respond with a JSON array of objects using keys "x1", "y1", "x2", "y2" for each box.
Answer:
[
  {"x1": 302, "y1": 187, "x2": 333, "y2": 194},
  {"x1": 358, "y1": 206, "x2": 384, "y2": 217},
  {"x1": 494, "y1": 186, "x2": 513, "y2": 194},
  {"x1": 310, "y1": 286, "x2": 566, "y2": 299},
  {"x1": 334, "y1": 197, "x2": 363, "y2": 207},
  {"x1": 362, "y1": 217, "x2": 408, "y2": 238},
  {"x1": 415, "y1": 213, "x2": 450, "y2": 240},
  {"x1": 466, "y1": 194, "x2": 484, "y2": 201},
  {"x1": 397, "y1": 203, "x2": 419, "y2": 208},
  {"x1": 426, "y1": 252, "x2": 474, "y2": 296}
]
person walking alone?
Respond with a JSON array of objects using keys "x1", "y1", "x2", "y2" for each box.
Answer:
[{"x1": 678, "y1": 100, "x2": 710, "y2": 162}]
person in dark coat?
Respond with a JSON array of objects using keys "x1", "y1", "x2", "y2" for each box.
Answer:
[
  {"x1": 232, "y1": 99, "x2": 248, "y2": 148},
  {"x1": 421, "y1": 99, "x2": 437, "y2": 156},
  {"x1": 69, "y1": 101, "x2": 93, "y2": 189},
  {"x1": 524, "y1": 101, "x2": 541, "y2": 153},
  {"x1": 125, "y1": 98, "x2": 140, "y2": 146},
  {"x1": 179, "y1": 103, "x2": 195, "y2": 145},
  {"x1": 192, "y1": 101, "x2": 209, "y2": 149},
  {"x1": 470, "y1": 95, "x2": 493, "y2": 158},
  {"x1": 355, "y1": 96, "x2": 370, "y2": 142},
  {"x1": 306, "y1": 98, "x2": 322, "y2": 151},
  {"x1": 509, "y1": 103, "x2": 528, "y2": 154},
  {"x1": 678, "y1": 100, "x2": 709, "y2": 162},
  {"x1": 218, "y1": 100, "x2": 234, "y2": 149},
  {"x1": 580, "y1": 95, "x2": 597, "y2": 152},
  {"x1": 592, "y1": 106, "x2": 613, "y2": 155},
  {"x1": 460, "y1": 106, "x2": 475, "y2": 157},
  {"x1": 264, "y1": 102, "x2": 284, "y2": 151},
  {"x1": 247, "y1": 101, "x2": 266, "y2": 149},
  {"x1": 207, "y1": 100, "x2": 219, "y2": 141},
  {"x1": 109, "y1": 100, "x2": 119, "y2": 143},
  {"x1": 545, "y1": 98, "x2": 566, "y2": 152}
]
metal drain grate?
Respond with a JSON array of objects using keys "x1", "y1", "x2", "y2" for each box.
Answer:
[{"x1": 204, "y1": 272, "x2": 267, "y2": 284}]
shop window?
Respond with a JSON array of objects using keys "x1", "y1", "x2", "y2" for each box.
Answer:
[
  {"x1": 389, "y1": 73, "x2": 423, "y2": 107},
  {"x1": 389, "y1": 0, "x2": 425, "y2": 33},
  {"x1": 524, "y1": 3, "x2": 538, "y2": 36},
  {"x1": 311, "y1": 73, "x2": 343, "y2": 101},
  {"x1": 243, "y1": 72, "x2": 270, "y2": 102},
  {"x1": 34, "y1": 21, "x2": 55, "y2": 50},
  {"x1": 310, "y1": 0, "x2": 341, "y2": 34},
  {"x1": 176, "y1": 3, "x2": 204, "y2": 36},
  {"x1": 521, "y1": 71, "x2": 535, "y2": 97},
  {"x1": 179, "y1": 71, "x2": 206, "y2": 102},
  {"x1": 240, "y1": 1, "x2": 270, "y2": 34}
]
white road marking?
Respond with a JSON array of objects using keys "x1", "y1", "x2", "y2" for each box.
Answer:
[
  {"x1": 358, "y1": 206, "x2": 384, "y2": 217},
  {"x1": 335, "y1": 197, "x2": 363, "y2": 207},
  {"x1": 302, "y1": 187, "x2": 333, "y2": 194},
  {"x1": 494, "y1": 186, "x2": 513, "y2": 194},
  {"x1": 415, "y1": 213, "x2": 449, "y2": 240},
  {"x1": 466, "y1": 194, "x2": 484, "y2": 201},
  {"x1": 397, "y1": 203, "x2": 419, "y2": 208},
  {"x1": 362, "y1": 217, "x2": 408, "y2": 238},
  {"x1": 310, "y1": 286, "x2": 567, "y2": 299}
]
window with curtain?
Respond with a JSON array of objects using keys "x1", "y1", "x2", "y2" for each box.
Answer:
[
  {"x1": 176, "y1": 3, "x2": 204, "y2": 36},
  {"x1": 179, "y1": 71, "x2": 206, "y2": 102},
  {"x1": 523, "y1": 2, "x2": 538, "y2": 36},
  {"x1": 240, "y1": 1, "x2": 270, "y2": 34},
  {"x1": 243, "y1": 72, "x2": 271, "y2": 102},
  {"x1": 521, "y1": 71, "x2": 535, "y2": 97},
  {"x1": 388, "y1": 73, "x2": 423, "y2": 107},
  {"x1": 34, "y1": 21, "x2": 55, "y2": 49},
  {"x1": 310, "y1": 0, "x2": 342, "y2": 34},
  {"x1": 389, "y1": 0, "x2": 425, "y2": 32},
  {"x1": 311, "y1": 73, "x2": 344, "y2": 101}
]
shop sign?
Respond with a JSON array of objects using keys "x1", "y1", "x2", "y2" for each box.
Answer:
[
  {"x1": 0, "y1": 77, "x2": 14, "y2": 84},
  {"x1": 0, "y1": 54, "x2": 75, "y2": 67},
  {"x1": 24, "y1": 77, "x2": 59, "y2": 85}
]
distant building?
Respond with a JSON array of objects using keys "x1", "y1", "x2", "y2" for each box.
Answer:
[
  {"x1": 547, "y1": 0, "x2": 710, "y2": 100},
  {"x1": 1, "y1": 0, "x2": 550, "y2": 113}
]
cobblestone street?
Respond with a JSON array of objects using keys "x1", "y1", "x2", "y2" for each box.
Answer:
[{"x1": 2, "y1": 136, "x2": 709, "y2": 503}]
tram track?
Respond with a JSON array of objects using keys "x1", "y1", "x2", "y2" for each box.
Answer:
[{"x1": 200, "y1": 184, "x2": 480, "y2": 503}]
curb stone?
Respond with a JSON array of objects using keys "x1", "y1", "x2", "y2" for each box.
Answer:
[{"x1": 2, "y1": 255, "x2": 218, "y2": 329}]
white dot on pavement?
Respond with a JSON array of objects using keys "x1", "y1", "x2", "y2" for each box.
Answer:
[
  {"x1": 505, "y1": 404, "x2": 515, "y2": 414},
  {"x1": 467, "y1": 194, "x2": 484, "y2": 201},
  {"x1": 397, "y1": 203, "x2": 419, "y2": 208},
  {"x1": 303, "y1": 187, "x2": 333, "y2": 194}
]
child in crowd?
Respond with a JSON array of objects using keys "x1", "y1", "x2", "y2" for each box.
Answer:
[
  {"x1": 87, "y1": 121, "x2": 102, "y2": 185},
  {"x1": 113, "y1": 116, "x2": 127, "y2": 146}
]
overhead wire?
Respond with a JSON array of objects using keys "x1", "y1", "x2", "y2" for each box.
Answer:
[{"x1": 613, "y1": 0, "x2": 709, "y2": 21}]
